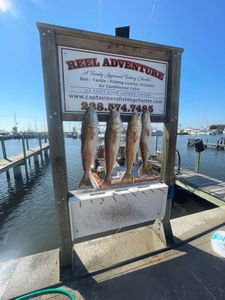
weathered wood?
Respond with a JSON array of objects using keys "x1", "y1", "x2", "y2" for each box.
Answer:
[
  {"x1": 37, "y1": 22, "x2": 183, "y2": 56},
  {"x1": 158, "y1": 50, "x2": 182, "y2": 244},
  {"x1": 1, "y1": 137, "x2": 7, "y2": 159},
  {"x1": 38, "y1": 25, "x2": 72, "y2": 267},
  {"x1": 176, "y1": 168, "x2": 225, "y2": 206},
  {"x1": 161, "y1": 50, "x2": 182, "y2": 185}
]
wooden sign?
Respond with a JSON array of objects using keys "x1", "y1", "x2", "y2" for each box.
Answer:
[
  {"x1": 37, "y1": 22, "x2": 183, "y2": 267},
  {"x1": 58, "y1": 47, "x2": 168, "y2": 118}
]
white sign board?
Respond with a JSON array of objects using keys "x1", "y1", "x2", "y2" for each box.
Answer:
[{"x1": 58, "y1": 47, "x2": 168, "y2": 117}]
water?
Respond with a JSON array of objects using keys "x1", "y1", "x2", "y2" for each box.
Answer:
[{"x1": 0, "y1": 134, "x2": 224, "y2": 262}]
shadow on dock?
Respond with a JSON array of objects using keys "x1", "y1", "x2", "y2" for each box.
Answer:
[{"x1": 63, "y1": 232, "x2": 225, "y2": 300}]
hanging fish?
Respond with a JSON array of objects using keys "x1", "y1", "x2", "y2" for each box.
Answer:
[
  {"x1": 122, "y1": 112, "x2": 142, "y2": 182},
  {"x1": 140, "y1": 111, "x2": 151, "y2": 175},
  {"x1": 102, "y1": 109, "x2": 121, "y2": 187},
  {"x1": 79, "y1": 108, "x2": 98, "y2": 187}
]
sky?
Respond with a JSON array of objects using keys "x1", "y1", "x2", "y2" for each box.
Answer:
[{"x1": 0, "y1": 0, "x2": 225, "y2": 132}]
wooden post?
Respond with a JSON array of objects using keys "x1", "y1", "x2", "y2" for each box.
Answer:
[
  {"x1": 21, "y1": 136, "x2": 27, "y2": 161},
  {"x1": 22, "y1": 136, "x2": 29, "y2": 179},
  {"x1": 38, "y1": 134, "x2": 44, "y2": 164},
  {"x1": 26, "y1": 137, "x2": 31, "y2": 166},
  {"x1": 1, "y1": 137, "x2": 11, "y2": 181},
  {"x1": 195, "y1": 152, "x2": 201, "y2": 173},
  {"x1": 1, "y1": 137, "x2": 7, "y2": 159},
  {"x1": 38, "y1": 26, "x2": 72, "y2": 267},
  {"x1": 38, "y1": 134, "x2": 42, "y2": 150},
  {"x1": 26, "y1": 137, "x2": 29, "y2": 150},
  {"x1": 155, "y1": 50, "x2": 182, "y2": 245}
]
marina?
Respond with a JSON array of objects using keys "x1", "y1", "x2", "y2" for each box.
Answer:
[{"x1": 1, "y1": 10, "x2": 225, "y2": 300}]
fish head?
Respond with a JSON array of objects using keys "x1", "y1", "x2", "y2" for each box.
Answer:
[
  {"x1": 109, "y1": 109, "x2": 121, "y2": 130},
  {"x1": 83, "y1": 107, "x2": 98, "y2": 127}
]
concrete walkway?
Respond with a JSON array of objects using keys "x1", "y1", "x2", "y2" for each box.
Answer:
[{"x1": 1, "y1": 206, "x2": 225, "y2": 299}]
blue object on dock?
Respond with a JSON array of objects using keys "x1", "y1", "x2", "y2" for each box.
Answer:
[
  {"x1": 194, "y1": 139, "x2": 205, "y2": 152},
  {"x1": 167, "y1": 185, "x2": 175, "y2": 200},
  {"x1": 211, "y1": 231, "x2": 225, "y2": 258}
]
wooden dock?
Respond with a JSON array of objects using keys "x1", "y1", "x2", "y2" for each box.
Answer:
[
  {"x1": 175, "y1": 168, "x2": 225, "y2": 206},
  {"x1": 0, "y1": 143, "x2": 49, "y2": 174},
  {"x1": 187, "y1": 138, "x2": 225, "y2": 150}
]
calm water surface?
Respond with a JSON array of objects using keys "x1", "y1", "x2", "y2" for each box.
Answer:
[{"x1": 0, "y1": 134, "x2": 224, "y2": 261}]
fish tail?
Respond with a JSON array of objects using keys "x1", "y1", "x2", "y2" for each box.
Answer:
[
  {"x1": 121, "y1": 172, "x2": 133, "y2": 183},
  {"x1": 79, "y1": 175, "x2": 90, "y2": 187},
  {"x1": 101, "y1": 179, "x2": 112, "y2": 188},
  {"x1": 141, "y1": 167, "x2": 151, "y2": 176}
]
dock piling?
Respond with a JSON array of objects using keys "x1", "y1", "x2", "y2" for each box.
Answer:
[
  {"x1": 1, "y1": 137, "x2": 11, "y2": 180},
  {"x1": 195, "y1": 152, "x2": 201, "y2": 173},
  {"x1": 21, "y1": 136, "x2": 27, "y2": 162},
  {"x1": 22, "y1": 136, "x2": 29, "y2": 179},
  {"x1": 26, "y1": 137, "x2": 29, "y2": 150},
  {"x1": 38, "y1": 134, "x2": 44, "y2": 164},
  {"x1": 1, "y1": 137, "x2": 7, "y2": 159}
]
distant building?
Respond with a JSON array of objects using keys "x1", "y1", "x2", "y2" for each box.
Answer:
[
  {"x1": 12, "y1": 126, "x2": 18, "y2": 134},
  {"x1": 209, "y1": 124, "x2": 225, "y2": 134}
]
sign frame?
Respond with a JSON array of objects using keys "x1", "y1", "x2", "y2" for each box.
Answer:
[{"x1": 37, "y1": 22, "x2": 183, "y2": 268}]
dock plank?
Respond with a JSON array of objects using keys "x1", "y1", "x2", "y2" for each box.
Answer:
[
  {"x1": 176, "y1": 168, "x2": 225, "y2": 206},
  {"x1": 0, "y1": 143, "x2": 49, "y2": 173}
]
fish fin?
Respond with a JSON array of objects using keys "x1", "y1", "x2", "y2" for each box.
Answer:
[
  {"x1": 79, "y1": 175, "x2": 90, "y2": 187},
  {"x1": 121, "y1": 172, "x2": 133, "y2": 183},
  {"x1": 101, "y1": 179, "x2": 112, "y2": 188}
]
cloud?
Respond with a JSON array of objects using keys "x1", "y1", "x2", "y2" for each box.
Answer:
[{"x1": 0, "y1": 0, "x2": 20, "y2": 17}]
